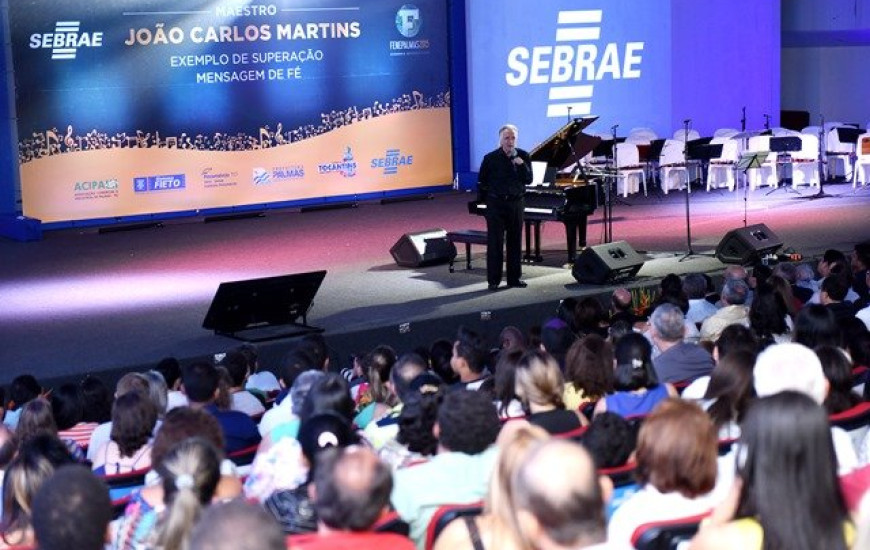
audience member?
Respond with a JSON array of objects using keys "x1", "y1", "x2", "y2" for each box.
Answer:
[
  {"x1": 392, "y1": 390, "x2": 500, "y2": 547},
  {"x1": 581, "y1": 412, "x2": 635, "y2": 469},
  {"x1": 429, "y1": 338, "x2": 460, "y2": 384},
  {"x1": 379, "y1": 373, "x2": 444, "y2": 469},
  {"x1": 182, "y1": 362, "x2": 261, "y2": 453},
  {"x1": 512, "y1": 439, "x2": 611, "y2": 550},
  {"x1": 451, "y1": 326, "x2": 492, "y2": 390},
  {"x1": 515, "y1": 349, "x2": 586, "y2": 434},
  {"x1": 287, "y1": 446, "x2": 414, "y2": 549},
  {"x1": 51, "y1": 382, "x2": 96, "y2": 449},
  {"x1": 17, "y1": 397, "x2": 85, "y2": 462},
  {"x1": 595, "y1": 332, "x2": 676, "y2": 418},
  {"x1": 540, "y1": 318, "x2": 577, "y2": 368},
  {"x1": 754, "y1": 342, "x2": 859, "y2": 473},
  {"x1": 563, "y1": 335, "x2": 614, "y2": 412},
  {"x1": 492, "y1": 349, "x2": 526, "y2": 420},
  {"x1": 258, "y1": 350, "x2": 320, "y2": 438},
  {"x1": 0, "y1": 435, "x2": 75, "y2": 548},
  {"x1": 650, "y1": 303, "x2": 714, "y2": 383},
  {"x1": 190, "y1": 499, "x2": 285, "y2": 550},
  {"x1": 142, "y1": 370, "x2": 170, "y2": 421},
  {"x1": 3, "y1": 374, "x2": 42, "y2": 431},
  {"x1": 556, "y1": 297, "x2": 580, "y2": 334},
  {"x1": 31, "y1": 465, "x2": 112, "y2": 550},
  {"x1": 113, "y1": 437, "x2": 222, "y2": 550},
  {"x1": 433, "y1": 423, "x2": 550, "y2": 550},
  {"x1": 87, "y1": 372, "x2": 151, "y2": 462},
  {"x1": 700, "y1": 278, "x2": 750, "y2": 342},
  {"x1": 219, "y1": 351, "x2": 266, "y2": 417},
  {"x1": 353, "y1": 345, "x2": 399, "y2": 429},
  {"x1": 609, "y1": 287, "x2": 637, "y2": 326},
  {"x1": 794, "y1": 303, "x2": 842, "y2": 349},
  {"x1": 266, "y1": 412, "x2": 357, "y2": 534},
  {"x1": 695, "y1": 350, "x2": 756, "y2": 439},
  {"x1": 748, "y1": 282, "x2": 792, "y2": 346},
  {"x1": 690, "y1": 391, "x2": 853, "y2": 550},
  {"x1": 817, "y1": 345, "x2": 861, "y2": 415},
  {"x1": 91, "y1": 390, "x2": 157, "y2": 475},
  {"x1": 155, "y1": 357, "x2": 189, "y2": 410},
  {"x1": 80, "y1": 374, "x2": 113, "y2": 424},
  {"x1": 608, "y1": 399, "x2": 722, "y2": 547},
  {"x1": 0, "y1": 425, "x2": 16, "y2": 519},
  {"x1": 574, "y1": 297, "x2": 610, "y2": 338},
  {"x1": 238, "y1": 343, "x2": 281, "y2": 395},
  {"x1": 363, "y1": 353, "x2": 427, "y2": 450},
  {"x1": 852, "y1": 240, "x2": 870, "y2": 305},
  {"x1": 684, "y1": 273, "x2": 718, "y2": 326}
]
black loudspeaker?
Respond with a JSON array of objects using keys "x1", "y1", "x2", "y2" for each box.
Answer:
[
  {"x1": 390, "y1": 228, "x2": 457, "y2": 268},
  {"x1": 572, "y1": 241, "x2": 645, "y2": 284},
  {"x1": 715, "y1": 224, "x2": 782, "y2": 265}
]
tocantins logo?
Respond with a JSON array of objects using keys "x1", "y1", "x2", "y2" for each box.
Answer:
[{"x1": 395, "y1": 4, "x2": 421, "y2": 38}]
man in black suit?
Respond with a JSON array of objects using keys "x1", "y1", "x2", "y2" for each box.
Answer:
[{"x1": 477, "y1": 124, "x2": 533, "y2": 290}]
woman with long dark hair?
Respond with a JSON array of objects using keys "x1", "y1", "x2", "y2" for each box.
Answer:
[{"x1": 690, "y1": 391, "x2": 853, "y2": 550}]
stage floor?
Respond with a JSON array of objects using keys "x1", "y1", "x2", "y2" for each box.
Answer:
[{"x1": 2, "y1": 181, "x2": 869, "y2": 384}]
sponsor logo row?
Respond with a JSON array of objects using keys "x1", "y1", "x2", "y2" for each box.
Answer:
[{"x1": 73, "y1": 147, "x2": 414, "y2": 196}]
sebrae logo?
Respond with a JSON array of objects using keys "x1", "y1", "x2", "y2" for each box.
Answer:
[
  {"x1": 371, "y1": 149, "x2": 414, "y2": 175},
  {"x1": 29, "y1": 21, "x2": 104, "y2": 60},
  {"x1": 318, "y1": 147, "x2": 357, "y2": 178},
  {"x1": 505, "y1": 10, "x2": 644, "y2": 118}
]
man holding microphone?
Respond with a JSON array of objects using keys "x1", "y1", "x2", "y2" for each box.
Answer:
[{"x1": 477, "y1": 124, "x2": 533, "y2": 291}]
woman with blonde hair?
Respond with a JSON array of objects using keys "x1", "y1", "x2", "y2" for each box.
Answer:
[
  {"x1": 515, "y1": 349, "x2": 587, "y2": 434},
  {"x1": 112, "y1": 436, "x2": 224, "y2": 550},
  {"x1": 433, "y1": 423, "x2": 550, "y2": 550}
]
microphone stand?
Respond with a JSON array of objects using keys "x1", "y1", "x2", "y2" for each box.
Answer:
[
  {"x1": 796, "y1": 114, "x2": 837, "y2": 201},
  {"x1": 679, "y1": 119, "x2": 699, "y2": 262}
]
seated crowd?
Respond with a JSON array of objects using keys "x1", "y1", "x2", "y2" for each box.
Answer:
[{"x1": 1, "y1": 241, "x2": 870, "y2": 549}]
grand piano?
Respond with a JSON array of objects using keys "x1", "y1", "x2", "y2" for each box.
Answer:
[{"x1": 469, "y1": 116, "x2": 602, "y2": 263}]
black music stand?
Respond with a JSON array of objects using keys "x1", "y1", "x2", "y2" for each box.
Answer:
[
  {"x1": 202, "y1": 270, "x2": 327, "y2": 341},
  {"x1": 765, "y1": 136, "x2": 803, "y2": 195},
  {"x1": 736, "y1": 151, "x2": 770, "y2": 227},
  {"x1": 675, "y1": 140, "x2": 719, "y2": 262}
]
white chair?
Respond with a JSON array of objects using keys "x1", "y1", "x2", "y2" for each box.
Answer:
[
  {"x1": 772, "y1": 127, "x2": 801, "y2": 137},
  {"x1": 714, "y1": 128, "x2": 740, "y2": 138},
  {"x1": 673, "y1": 129, "x2": 700, "y2": 142},
  {"x1": 706, "y1": 137, "x2": 739, "y2": 191},
  {"x1": 791, "y1": 133, "x2": 820, "y2": 188},
  {"x1": 825, "y1": 123, "x2": 856, "y2": 180},
  {"x1": 854, "y1": 132, "x2": 870, "y2": 188},
  {"x1": 745, "y1": 135, "x2": 778, "y2": 190},
  {"x1": 613, "y1": 142, "x2": 647, "y2": 197},
  {"x1": 659, "y1": 139, "x2": 690, "y2": 193},
  {"x1": 628, "y1": 127, "x2": 658, "y2": 144}
]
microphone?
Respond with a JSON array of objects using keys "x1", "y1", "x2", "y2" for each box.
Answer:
[
  {"x1": 683, "y1": 118, "x2": 691, "y2": 124},
  {"x1": 611, "y1": 124, "x2": 619, "y2": 132},
  {"x1": 509, "y1": 148, "x2": 517, "y2": 159}
]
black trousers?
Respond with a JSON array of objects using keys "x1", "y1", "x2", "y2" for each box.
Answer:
[{"x1": 485, "y1": 197, "x2": 523, "y2": 285}]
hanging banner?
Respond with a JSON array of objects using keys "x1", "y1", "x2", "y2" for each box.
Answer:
[{"x1": 10, "y1": 1, "x2": 452, "y2": 222}]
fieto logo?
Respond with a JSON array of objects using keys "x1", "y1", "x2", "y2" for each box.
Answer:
[
  {"x1": 505, "y1": 10, "x2": 644, "y2": 118},
  {"x1": 29, "y1": 21, "x2": 104, "y2": 60}
]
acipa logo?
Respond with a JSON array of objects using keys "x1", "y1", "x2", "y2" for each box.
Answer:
[
  {"x1": 505, "y1": 10, "x2": 644, "y2": 118},
  {"x1": 29, "y1": 21, "x2": 104, "y2": 60}
]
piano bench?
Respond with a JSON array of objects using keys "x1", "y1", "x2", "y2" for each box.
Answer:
[{"x1": 447, "y1": 230, "x2": 488, "y2": 272}]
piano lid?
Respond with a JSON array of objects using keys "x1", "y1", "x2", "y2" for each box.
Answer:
[{"x1": 529, "y1": 116, "x2": 601, "y2": 170}]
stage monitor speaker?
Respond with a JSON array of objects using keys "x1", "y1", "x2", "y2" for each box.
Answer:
[
  {"x1": 202, "y1": 270, "x2": 326, "y2": 341},
  {"x1": 390, "y1": 228, "x2": 457, "y2": 268},
  {"x1": 715, "y1": 224, "x2": 782, "y2": 265},
  {"x1": 572, "y1": 241, "x2": 645, "y2": 284}
]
